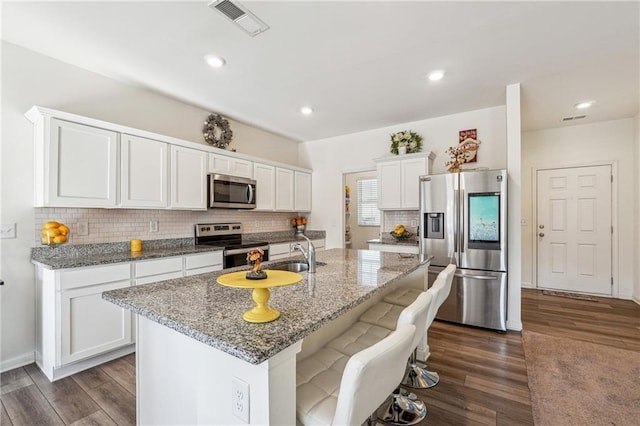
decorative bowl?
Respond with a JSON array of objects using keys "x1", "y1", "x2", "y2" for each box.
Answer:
[{"x1": 390, "y1": 230, "x2": 412, "y2": 240}]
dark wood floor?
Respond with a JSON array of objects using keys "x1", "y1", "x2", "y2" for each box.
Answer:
[{"x1": 2, "y1": 289, "x2": 639, "y2": 425}]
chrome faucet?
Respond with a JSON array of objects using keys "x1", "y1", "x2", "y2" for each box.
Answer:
[{"x1": 291, "y1": 234, "x2": 316, "y2": 273}]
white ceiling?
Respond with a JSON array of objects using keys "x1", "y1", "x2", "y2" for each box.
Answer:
[{"x1": 2, "y1": 1, "x2": 639, "y2": 142}]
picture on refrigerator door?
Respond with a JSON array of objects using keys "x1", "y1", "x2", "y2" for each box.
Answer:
[{"x1": 468, "y1": 193, "x2": 500, "y2": 249}]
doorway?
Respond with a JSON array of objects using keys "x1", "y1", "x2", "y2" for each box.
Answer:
[
  {"x1": 344, "y1": 170, "x2": 379, "y2": 250},
  {"x1": 535, "y1": 164, "x2": 612, "y2": 295}
]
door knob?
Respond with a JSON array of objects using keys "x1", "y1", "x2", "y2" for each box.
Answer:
[
  {"x1": 538, "y1": 225, "x2": 545, "y2": 229},
  {"x1": 538, "y1": 233, "x2": 545, "y2": 237}
]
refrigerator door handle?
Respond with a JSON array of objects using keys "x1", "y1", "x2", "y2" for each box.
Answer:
[
  {"x1": 453, "y1": 189, "x2": 460, "y2": 254},
  {"x1": 453, "y1": 273, "x2": 498, "y2": 281},
  {"x1": 459, "y1": 189, "x2": 464, "y2": 253}
]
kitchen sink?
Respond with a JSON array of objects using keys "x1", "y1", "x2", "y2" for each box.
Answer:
[{"x1": 268, "y1": 260, "x2": 326, "y2": 272}]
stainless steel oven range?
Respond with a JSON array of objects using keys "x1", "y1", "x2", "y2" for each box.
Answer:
[{"x1": 194, "y1": 223, "x2": 269, "y2": 269}]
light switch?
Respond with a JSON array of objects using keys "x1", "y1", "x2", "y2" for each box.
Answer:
[{"x1": 0, "y1": 223, "x2": 16, "y2": 239}]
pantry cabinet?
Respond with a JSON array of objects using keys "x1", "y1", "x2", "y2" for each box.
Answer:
[
  {"x1": 121, "y1": 134, "x2": 169, "y2": 208},
  {"x1": 376, "y1": 152, "x2": 434, "y2": 210},
  {"x1": 171, "y1": 146, "x2": 207, "y2": 210}
]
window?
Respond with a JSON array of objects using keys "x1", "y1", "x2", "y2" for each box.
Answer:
[{"x1": 357, "y1": 179, "x2": 380, "y2": 226}]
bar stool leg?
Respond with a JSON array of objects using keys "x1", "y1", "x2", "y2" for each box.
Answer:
[
  {"x1": 401, "y1": 349, "x2": 440, "y2": 389},
  {"x1": 376, "y1": 387, "x2": 427, "y2": 426}
]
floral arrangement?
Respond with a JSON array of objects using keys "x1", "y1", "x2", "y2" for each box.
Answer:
[
  {"x1": 445, "y1": 138, "x2": 480, "y2": 172},
  {"x1": 390, "y1": 130, "x2": 423, "y2": 155}
]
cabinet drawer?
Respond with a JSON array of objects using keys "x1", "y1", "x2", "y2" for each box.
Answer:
[
  {"x1": 59, "y1": 263, "x2": 131, "y2": 291},
  {"x1": 135, "y1": 256, "x2": 183, "y2": 278},
  {"x1": 185, "y1": 252, "x2": 223, "y2": 270},
  {"x1": 269, "y1": 243, "x2": 290, "y2": 257}
]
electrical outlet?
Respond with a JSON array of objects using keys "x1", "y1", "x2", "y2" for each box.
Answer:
[
  {"x1": 410, "y1": 220, "x2": 418, "y2": 227},
  {"x1": 77, "y1": 221, "x2": 89, "y2": 236},
  {"x1": 0, "y1": 223, "x2": 16, "y2": 239},
  {"x1": 231, "y1": 377, "x2": 249, "y2": 423},
  {"x1": 149, "y1": 220, "x2": 159, "y2": 233}
]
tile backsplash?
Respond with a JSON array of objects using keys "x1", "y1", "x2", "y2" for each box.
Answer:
[
  {"x1": 383, "y1": 211, "x2": 420, "y2": 234},
  {"x1": 35, "y1": 208, "x2": 295, "y2": 245}
]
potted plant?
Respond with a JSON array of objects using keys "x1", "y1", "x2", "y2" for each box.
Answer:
[{"x1": 390, "y1": 130, "x2": 423, "y2": 155}]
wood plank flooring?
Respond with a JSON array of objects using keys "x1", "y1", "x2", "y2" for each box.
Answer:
[{"x1": 2, "y1": 289, "x2": 638, "y2": 425}]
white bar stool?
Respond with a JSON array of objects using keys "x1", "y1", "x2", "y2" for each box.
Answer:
[{"x1": 296, "y1": 324, "x2": 416, "y2": 426}]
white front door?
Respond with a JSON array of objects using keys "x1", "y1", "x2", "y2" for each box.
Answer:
[{"x1": 536, "y1": 165, "x2": 612, "y2": 295}]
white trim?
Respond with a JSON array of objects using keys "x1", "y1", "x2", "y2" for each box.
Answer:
[
  {"x1": 1, "y1": 352, "x2": 36, "y2": 373},
  {"x1": 507, "y1": 320, "x2": 523, "y2": 331},
  {"x1": 341, "y1": 167, "x2": 377, "y2": 248},
  {"x1": 531, "y1": 160, "x2": 618, "y2": 297},
  {"x1": 521, "y1": 281, "x2": 533, "y2": 289}
]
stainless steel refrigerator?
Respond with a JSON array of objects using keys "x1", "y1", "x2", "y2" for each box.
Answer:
[{"x1": 420, "y1": 169, "x2": 507, "y2": 331}]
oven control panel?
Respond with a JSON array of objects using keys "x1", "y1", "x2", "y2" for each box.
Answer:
[{"x1": 195, "y1": 223, "x2": 242, "y2": 237}]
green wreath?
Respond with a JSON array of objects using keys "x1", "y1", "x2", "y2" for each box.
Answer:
[{"x1": 203, "y1": 114, "x2": 233, "y2": 149}]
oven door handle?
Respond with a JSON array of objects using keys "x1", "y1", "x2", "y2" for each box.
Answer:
[{"x1": 224, "y1": 245, "x2": 269, "y2": 256}]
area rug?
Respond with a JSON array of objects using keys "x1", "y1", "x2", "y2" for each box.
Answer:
[
  {"x1": 541, "y1": 290, "x2": 597, "y2": 301},
  {"x1": 522, "y1": 330, "x2": 640, "y2": 426}
]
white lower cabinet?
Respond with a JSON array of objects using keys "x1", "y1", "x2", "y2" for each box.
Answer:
[
  {"x1": 134, "y1": 256, "x2": 184, "y2": 285},
  {"x1": 36, "y1": 263, "x2": 134, "y2": 381},
  {"x1": 185, "y1": 251, "x2": 223, "y2": 276}
]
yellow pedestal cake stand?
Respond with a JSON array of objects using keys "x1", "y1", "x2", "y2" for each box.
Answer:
[{"x1": 216, "y1": 270, "x2": 303, "y2": 323}]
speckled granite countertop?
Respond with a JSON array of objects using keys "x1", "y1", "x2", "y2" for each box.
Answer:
[
  {"x1": 31, "y1": 231, "x2": 326, "y2": 270},
  {"x1": 103, "y1": 248, "x2": 427, "y2": 365},
  {"x1": 31, "y1": 238, "x2": 223, "y2": 270},
  {"x1": 367, "y1": 237, "x2": 420, "y2": 247}
]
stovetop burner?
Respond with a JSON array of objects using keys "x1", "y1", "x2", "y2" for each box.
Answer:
[{"x1": 194, "y1": 222, "x2": 268, "y2": 250}]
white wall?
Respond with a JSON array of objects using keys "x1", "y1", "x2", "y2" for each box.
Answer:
[
  {"x1": 521, "y1": 118, "x2": 637, "y2": 299},
  {"x1": 0, "y1": 42, "x2": 300, "y2": 370},
  {"x1": 299, "y1": 105, "x2": 508, "y2": 249},
  {"x1": 635, "y1": 113, "x2": 640, "y2": 303}
]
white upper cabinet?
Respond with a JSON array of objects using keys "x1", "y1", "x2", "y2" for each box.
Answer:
[
  {"x1": 294, "y1": 171, "x2": 312, "y2": 212},
  {"x1": 253, "y1": 162, "x2": 276, "y2": 211},
  {"x1": 35, "y1": 118, "x2": 119, "y2": 207},
  {"x1": 376, "y1": 152, "x2": 434, "y2": 210},
  {"x1": 275, "y1": 167, "x2": 295, "y2": 211},
  {"x1": 209, "y1": 153, "x2": 253, "y2": 179},
  {"x1": 121, "y1": 134, "x2": 168, "y2": 208},
  {"x1": 170, "y1": 146, "x2": 207, "y2": 210}
]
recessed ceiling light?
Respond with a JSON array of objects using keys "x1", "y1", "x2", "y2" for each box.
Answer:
[
  {"x1": 300, "y1": 106, "x2": 314, "y2": 115},
  {"x1": 204, "y1": 55, "x2": 226, "y2": 68},
  {"x1": 575, "y1": 100, "x2": 595, "y2": 109},
  {"x1": 428, "y1": 70, "x2": 445, "y2": 81}
]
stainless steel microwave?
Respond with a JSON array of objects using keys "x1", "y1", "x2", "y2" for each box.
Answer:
[{"x1": 208, "y1": 174, "x2": 256, "y2": 209}]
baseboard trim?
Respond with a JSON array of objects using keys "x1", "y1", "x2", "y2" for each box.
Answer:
[
  {"x1": 521, "y1": 282, "x2": 533, "y2": 289},
  {"x1": 1, "y1": 352, "x2": 35, "y2": 373},
  {"x1": 507, "y1": 320, "x2": 523, "y2": 331}
]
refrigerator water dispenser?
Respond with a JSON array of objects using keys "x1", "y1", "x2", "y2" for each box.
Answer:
[{"x1": 424, "y1": 213, "x2": 444, "y2": 239}]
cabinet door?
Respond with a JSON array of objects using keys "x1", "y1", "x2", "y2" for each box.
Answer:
[
  {"x1": 254, "y1": 163, "x2": 276, "y2": 211},
  {"x1": 122, "y1": 134, "x2": 168, "y2": 208},
  {"x1": 134, "y1": 256, "x2": 184, "y2": 285},
  {"x1": 49, "y1": 119, "x2": 118, "y2": 207},
  {"x1": 377, "y1": 161, "x2": 402, "y2": 209},
  {"x1": 209, "y1": 154, "x2": 253, "y2": 179},
  {"x1": 269, "y1": 243, "x2": 291, "y2": 260},
  {"x1": 275, "y1": 167, "x2": 294, "y2": 211},
  {"x1": 60, "y1": 279, "x2": 132, "y2": 365},
  {"x1": 294, "y1": 171, "x2": 312, "y2": 212},
  {"x1": 400, "y1": 157, "x2": 427, "y2": 209},
  {"x1": 171, "y1": 146, "x2": 207, "y2": 210},
  {"x1": 184, "y1": 251, "x2": 223, "y2": 276}
]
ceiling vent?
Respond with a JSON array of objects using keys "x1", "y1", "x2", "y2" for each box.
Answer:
[
  {"x1": 209, "y1": 0, "x2": 270, "y2": 37},
  {"x1": 561, "y1": 115, "x2": 587, "y2": 122}
]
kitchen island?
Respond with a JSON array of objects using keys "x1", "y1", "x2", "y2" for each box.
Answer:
[{"x1": 103, "y1": 248, "x2": 429, "y2": 425}]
